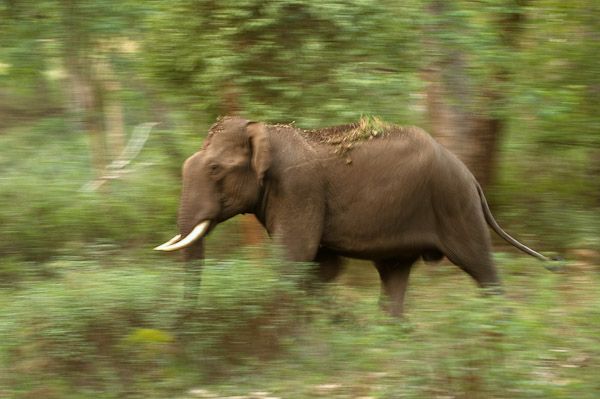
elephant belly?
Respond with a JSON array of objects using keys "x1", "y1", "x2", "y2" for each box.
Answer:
[{"x1": 321, "y1": 209, "x2": 441, "y2": 260}]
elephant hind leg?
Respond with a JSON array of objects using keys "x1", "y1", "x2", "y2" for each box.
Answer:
[
  {"x1": 374, "y1": 256, "x2": 418, "y2": 317},
  {"x1": 441, "y1": 236, "x2": 501, "y2": 289},
  {"x1": 435, "y1": 205, "x2": 502, "y2": 289}
]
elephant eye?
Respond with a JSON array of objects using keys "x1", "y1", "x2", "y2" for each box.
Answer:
[{"x1": 209, "y1": 163, "x2": 221, "y2": 175}]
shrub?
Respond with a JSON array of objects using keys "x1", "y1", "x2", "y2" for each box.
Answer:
[{"x1": 0, "y1": 248, "x2": 310, "y2": 397}]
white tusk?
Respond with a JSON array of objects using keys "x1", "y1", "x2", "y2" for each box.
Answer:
[
  {"x1": 153, "y1": 221, "x2": 210, "y2": 251},
  {"x1": 153, "y1": 234, "x2": 181, "y2": 251}
]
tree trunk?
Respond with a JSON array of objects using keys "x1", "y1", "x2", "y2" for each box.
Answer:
[
  {"x1": 424, "y1": 1, "x2": 524, "y2": 190},
  {"x1": 219, "y1": 83, "x2": 265, "y2": 245},
  {"x1": 82, "y1": 72, "x2": 106, "y2": 181},
  {"x1": 61, "y1": 0, "x2": 106, "y2": 181},
  {"x1": 97, "y1": 58, "x2": 125, "y2": 161},
  {"x1": 423, "y1": 68, "x2": 501, "y2": 189},
  {"x1": 589, "y1": 149, "x2": 600, "y2": 205}
]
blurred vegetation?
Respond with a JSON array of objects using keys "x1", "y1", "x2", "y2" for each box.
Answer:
[
  {"x1": 0, "y1": 0, "x2": 599, "y2": 397},
  {"x1": 1, "y1": 250, "x2": 599, "y2": 398}
]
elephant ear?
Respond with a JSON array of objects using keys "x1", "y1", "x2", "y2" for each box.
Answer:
[{"x1": 246, "y1": 121, "x2": 271, "y2": 186}]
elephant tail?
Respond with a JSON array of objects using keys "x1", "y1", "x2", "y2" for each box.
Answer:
[{"x1": 476, "y1": 183, "x2": 551, "y2": 262}]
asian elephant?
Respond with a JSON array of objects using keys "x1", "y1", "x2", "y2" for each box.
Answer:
[{"x1": 155, "y1": 116, "x2": 553, "y2": 317}]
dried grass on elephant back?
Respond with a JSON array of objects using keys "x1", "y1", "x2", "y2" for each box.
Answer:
[
  {"x1": 302, "y1": 116, "x2": 419, "y2": 156},
  {"x1": 208, "y1": 116, "x2": 417, "y2": 157}
]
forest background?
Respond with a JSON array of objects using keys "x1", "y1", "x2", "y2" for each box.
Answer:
[{"x1": 0, "y1": 1, "x2": 599, "y2": 398}]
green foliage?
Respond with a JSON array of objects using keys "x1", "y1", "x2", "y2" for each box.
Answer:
[
  {"x1": 202, "y1": 256, "x2": 600, "y2": 399},
  {"x1": 1, "y1": 1, "x2": 600, "y2": 397},
  {"x1": 0, "y1": 117, "x2": 181, "y2": 263},
  {"x1": 0, "y1": 248, "x2": 310, "y2": 397},
  {"x1": 142, "y1": 0, "x2": 421, "y2": 124},
  {"x1": 3, "y1": 254, "x2": 598, "y2": 398}
]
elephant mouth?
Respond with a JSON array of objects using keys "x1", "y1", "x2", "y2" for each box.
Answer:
[{"x1": 153, "y1": 220, "x2": 210, "y2": 251}]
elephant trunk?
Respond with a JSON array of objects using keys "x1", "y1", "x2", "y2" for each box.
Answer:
[
  {"x1": 182, "y1": 238, "x2": 204, "y2": 303},
  {"x1": 184, "y1": 237, "x2": 205, "y2": 260},
  {"x1": 155, "y1": 179, "x2": 212, "y2": 253},
  {"x1": 176, "y1": 195, "x2": 208, "y2": 303}
]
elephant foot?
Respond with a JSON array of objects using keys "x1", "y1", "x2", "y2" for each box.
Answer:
[{"x1": 378, "y1": 296, "x2": 406, "y2": 319}]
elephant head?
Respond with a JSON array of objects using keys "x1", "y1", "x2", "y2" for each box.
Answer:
[{"x1": 154, "y1": 116, "x2": 270, "y2": 259}]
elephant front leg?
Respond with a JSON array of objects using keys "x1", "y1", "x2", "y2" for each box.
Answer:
[
  {"x1": 268, "y1": 210, "x2": 323, "y2": 264},
  {"x1": 314, "y1": 247, "x2": 345, "y2": 283},
  {"x1": 298, "y1": 247, "x2": 345, "y2": 292},
  {"x1": 374, "y1": 257, "x2": 418, "y2": 317}
]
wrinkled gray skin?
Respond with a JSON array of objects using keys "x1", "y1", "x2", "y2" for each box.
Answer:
[{"x1": 168, "y1": 116, "x2": 550, "y2": 317}]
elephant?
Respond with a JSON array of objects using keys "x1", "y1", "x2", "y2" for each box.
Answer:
[{"x1": 155, "y1": 116, "x2": 553, "y2": 317}]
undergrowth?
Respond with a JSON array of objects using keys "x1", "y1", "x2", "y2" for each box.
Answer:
[
  {"x1": 0, "y1": 250, "x2": 598, "y2": 398},
  {"x1": 0, "y1": 248, "x2": 311, "y2": 397}
]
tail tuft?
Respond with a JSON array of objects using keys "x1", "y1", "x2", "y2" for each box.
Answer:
[{"x1": 545, "y1": 256, "x2": 567, "y2": 272}]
